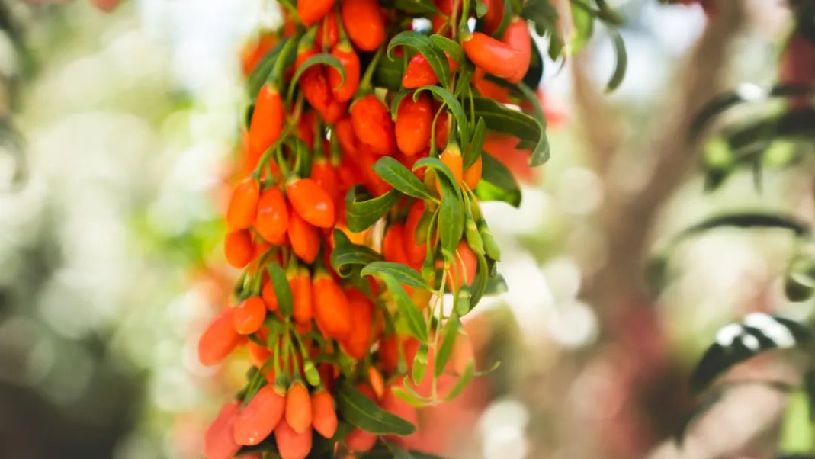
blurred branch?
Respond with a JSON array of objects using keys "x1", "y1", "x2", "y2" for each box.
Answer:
[
  {"x1": 583, "y1": 0, "x2": 747, "y2": 320},
  {"x1": 571, "y1": 53, "x2": 623, "y2": 175}
]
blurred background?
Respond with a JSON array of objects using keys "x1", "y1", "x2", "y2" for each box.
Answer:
[{"x1": 0, "y1": 0, "x2": 810, "y2": 458}]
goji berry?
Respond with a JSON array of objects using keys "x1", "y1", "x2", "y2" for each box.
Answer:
[
  {"x1": 284, "y1": 380, "x2": 313, "y2": 433},
  {"x1": 286, "y1": 177, "x2": 336, "y2": 228},
  {"x1": 248, "y1": 84, "x2": 285, "y2": 166},
  {"x1": 340, "y1": 288, "x2": 373, "y2": 359},
  {"x1": 382, "y1": 223, "x2": 410, "y2": 264},
  {"x1": 286, "y1": 207, "x2": 320, "y2": 263},
  {"x1": 233, "y1": 384, "x2": 286, "y2": 445},
  {"x1": 297, "y1": 0, "x2": 334, "y2": 26},
  {"x1": 341, "y1": 0, "x2": 386, "y2": 51},
  {"x1": 328, "y1": 40, "x2": 361, "y2": 102},
  {"x1": 224, "y1": 229, "x2": 255, "y2": 268},
  {"x1": 350, "y1": 94, "x2": 394, "y2": 156},
  {"x1": 310, "y1": 156, "x2": 339, "y2": 200},
  {"x1": 402, "y1": 53, "x2": 438, "y2": 88},
  {"x1": 274, "y1": 421, "x2": 312, "y2": 459},
  {"x1": 346, "y1": 428, "x2": 377, "y2": 452},
  {"x1": 311, "y1": 388, "x2": 338, "y2": 438},
  {"x1": 255, "y1": 186, "x2": 288, "y2": 244},
  {"x1": 292, "y1": 266, "x2": 314, "y2": 325},
  {"x1": 312, "y1": 269, "x2": 352, "y2": 339},
  {"x1": 463, "y1": 156, "x2": 483, "y2": 189},
  {"x1": 447, "y1": 240, "x2": 477, "y2": 291},
  {"x1": 198, "y1": 309, "x2": 242, "y2": 366},
  {"x1": 315, "y1": 12, "x2": 339, "y2": 49},
  {"x1": 226, "y1": 177, "x2": 260, "y2": 230},
  {"x1": 204, "y1": 401, "x2": 241, "y2": 459},
  {"x1": 233, "y1": 296, "x2": 266, "y2": 335},
  {"x1": 395, "y1": 93, "x2": 433, "y2": 156}
]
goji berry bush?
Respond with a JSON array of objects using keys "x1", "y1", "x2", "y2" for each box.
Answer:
[{"x1": 198, "y1": 0, "x2": 627, "y2": 457}]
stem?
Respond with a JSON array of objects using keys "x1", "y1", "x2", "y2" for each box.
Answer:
[{"x1": 357, "y1": 45, "x2": 384, "y2": 95}]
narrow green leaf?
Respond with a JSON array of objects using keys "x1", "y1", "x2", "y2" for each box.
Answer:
[
  {"x1": 438, "y1": 178, "x2": 465, "y2": 258},
  {"x1": 411, "y1": 343, "x2": 428, "y2": 386},
  {"x1": 331, "y1": 229, "x2": 383, "y2": 278},
  {"x1": 268, "y1": 263, "x2": 293, "y2": 318},
  {"x1": 415, "y1": 85, "x2": 470, "y2": 149},
  {"x1": 361, "y1": 261, "x2": 429, "y2": 289},
  {"x1": 475, "y1": 153, "x2": 521, "y2": 207},
  {"x1": 429, "y1": 34, "x2": 464, "y2": 64},
  {"x1": 392, "y1": 384, "x2": 432, "y2": 408},
  {"x1": 444, "y1": 363, "x2": 474, "y2": 401},
  {"x1": 435, "y1": 315, "x2": 460, "y2": 377},
  {"x1": 388, "y1": 31, "x2": 450, "y2": 87},
  {"x1": 345, "y1": 187, "x2": 400, "y2": 232},
  {"x1": 373, "y1": 53, "x2": 406, "y2": 90},
  {"x1": 569, "y1": 0, "x2": 595, "y2": 52},
  {"x1": 247, "y1": 38, "x2": 286, "y2": 97},
  {"x1": 470, "y1": 97, "x2": 547, "y2": 165},
  {"x1": 393, "y1": 0, "x2": 438, "y2": 15},
  {"x1": 463, "y1": 117, "x2": 486, "y2": 168},
  {"x1": 383, "y1": 277, "x2": 428, "y2": 341},
  {"x1": 336, "y1": 382, "x2": 416, "y2": 435},
  {"x1": 373, "y1": 157, "x2": 434, "y2": 200},
  {"x1": 606, "y1": 29, "x2": 627, "y2": 92},
  {"x1": 389, "y1": 90, "x2": 412, "y2": 119},
  {"x1": 287, "y1": 53, "x2": 345, "y2": 101}
]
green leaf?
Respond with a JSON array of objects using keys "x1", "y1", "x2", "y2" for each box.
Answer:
[
  {"x1": 373, "y1": 53, "x2": 406, "y2": 90},
  {"x1": 331, "y1": 229, "x2": 383, "y2": 278},
  {"x1": 336, "y1": 382, "x2": 416, "y2": 435},
  {"x1": 393, "y1": 0, "x2": 438, "y2": 15},
  {"x1": 268, "y1": 263, "x2": 293, "y2": 318},
  {"x1": 444, "y1": 363, "x2": 474, "y2": 401},
  {"x1": 438, "y1": 178, "x2": 465, "y2": 258},
  {"x1": 383, "y1": 277, "x2": 428, "y2": 342},
  {"x1": 434, "y1": 315, "x2": 460, "y2": 377},
  {"x1": 470, "y1": 97, "x2": 548, "y2": 165},
  {"x1": 521, "y1": 0, "x2": 563, "y2": 59},
  {"x1": 287, "y1": 53, "x2": 345, "y2": 101},
  {"x1": 392, "y1": 384, "x2": 432, "y2": 408},
  {"x1": 429, "y1": 34, "x2": 464, "y2": 64},
  {"x1": 605, "y1": 29, "x2": 627, "y2": 92},
  {"x1": 345, "y1": 187, "x2": 400, "y2": 232},
  {"x1": 388, "y1": 31, "x2": 450, "y2": 87},
  {"x1": 361, "y1": 262, "x2": 429, "y2": 290},
  {"x1": 411, "y1": 343, "x2": 428, "y2": 386},
  {"x1": 569, "y1": 1, "x2": 595, "y2": 52},
  {"x1": 415, "y1": 85, "x2": 470, "y2": 150},
  {"x1": 673, "y1": 212, "x2": 811, "y2": 246},
  {"x1": 463, "y1": 117, "x2": 486, "y2": 168},
  {"x1": 247, "y1": 38, "x2": 287, "y2": 97},
  {"x1": 475, "y1": 153, "x2": 521, "y2": 207},
  {"x1": 373, "y1": 157, "x2": 434, "y2": 200}
]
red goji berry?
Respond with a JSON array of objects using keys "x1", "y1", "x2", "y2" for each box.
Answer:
[
  {"x1": 395, "y1": 93, "x2": 433, "y2": 156},
  {"x1": 286, "y1": 207, "x2": 320, "y2": 263},
  {"x1": 464, "y1": 156, "x2": 483, "y2": 189},
  {"x1": 224, "y1": 229, "x2": 255, "y2": 268},
  {"x1": 297, "y1": 0, "x2": 334, "y2": 26},
  {"x1": 340, "y1": 288, "x2": 373, "y2": 359},
  {"x1": 341, "y1": 0, "x2": 385, "y2": 51},
  {"x1": 255, "y1": 187, "x2": 288, "y2": 244},
  {"x1": 204, "y1": 401, "x2": 241, "y2": 459},
  {"x1": 274, "y1": 421, "x2": 312, "y2": 459},
  {"x1": 312, "y1": 269, "x2": 352, "y2": 340},
  {"x1": 315, "y1": 12, "x2": 339, "y2": 49},
  {"x1": 226, "y1": 178, "x2": 260, "y2": 230},
  {"x1": 350, "y1": 94, "x2": 394, "y2": 156},
  {"x1": 328, "y1": 40, "x2": 361, "y2": 103},
  {"x1": 291, "y1": 266, "x2": 314, "y2": 325},
  {"x1": 198, "y1": 308, "x2": 242, "y2": 366},
  {"x1": 447, "y1": 240, "x2": 477, "y2": 292},
  {"x1": 285, "y1": 380, "x2": 313, "y2": 434},
  {"x1": 248, "y1": 84, "x2": 285, "y2": 167}
]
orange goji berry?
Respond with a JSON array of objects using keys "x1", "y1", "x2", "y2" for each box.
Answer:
[
  {"x1": 447, "y1": 240, "x2": 477, "y2": 292},
  {"x1": 204, "y1": 401, "x2": 241, "y2": 459},
  {"x1": 233, "y1": 384, "x2": 286, "y2": 445},
  {"x1": 255, "y1": 187, "x2": 288, "y2": 244},
  {"x1": 224, "y1": 230, "x2": 255, "y2": 268},
  {"x1": 297, "y1": 0, "x2": 334, "y2": 26},
  {"x1": 312, "y1": 269, "x2": 352, "y2": 340},
  {"x1": 434, "y1": 110, "x2": 449, "y2": 151},
  {"x1": 246, "y1": 339, "x2": 270, "y2": 368},
  {"x1": 287, "y1": 208, "x2": 320, "y2": 263},
  {"x1": 329, "y1": 40, "x2": 361, "y2": 103},
  {"x1": 261, "y1": 276, "x2": 279, "y2": 311},
  {"x1": 340, "y1": 288, "x2": 373, "y2": 359},
  {"x1": 233, "y1": 296, "x2": 266, "y2": 335},
  {"x1": 473, "y1": 67, "x2": 512, "y2": 103},
  {"x1": 464, "y1": 156, "x2": 483, "y2": 189},
  {"x1": 311, "y1": 388, "x2": 338, "y2": 439},
  {"x1": 341, "y1": 0, "x2": 385, "y2": 51},
  {"x1": 286, "y1": 177, "x2": 336, "y2": 228},
  {"x1": 310, "y1": 156, "x2": 339, "y2": 200},
  {"x1": 274, "y1": 422, "x2": 313, "y2": 459},
  {"x1": 296, "y1": 46, "x2": 331, "y2": 115},
  {"x1": 285, "y1": 380, "x2": 313, "y2": 433},
  {"x1": 395, "y1": 93, "x2": 433, "y2": 156},
  {"x1": 350, "y1": 94, "x2": 394, "y2": 156},
  {"x1": 226, "y1": 178, "x2": 260, "y2": 230},
  {"x1": 248, "y1": 84, "x2": 285, "y2": 167},
  {"x1": 438, "y1": 143, "x2": 464, "y2": 190},
  {"x1": 368, "y1": 366, "x2": 384, "y2": 399},
  {"x1": 291, "y1": 266, "x2": 314, "y2": 325},
  {"x1": 241, "y1": 33, "x2": 277, "y2": 76},
  {"x1": 378, "y1": 334, "x2": 420, "y2": 374},
  {"x1": 462, "y1": 19, "x2": 531, "y2": 83},
  {"x1": 296, "y1": 110, "x2": 316, "y2": 148},
  {"x1": 198, "y1": 309, "x2": 241, "y2": 366}
]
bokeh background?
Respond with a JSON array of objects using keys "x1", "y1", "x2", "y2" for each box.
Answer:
[{"x1": 0, "y1": 1, "x2": 810, "y2": 458}]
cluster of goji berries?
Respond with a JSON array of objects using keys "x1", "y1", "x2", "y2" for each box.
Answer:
[{"x1": 198, "y1": 0, "x2": 558, "y2": 456}]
